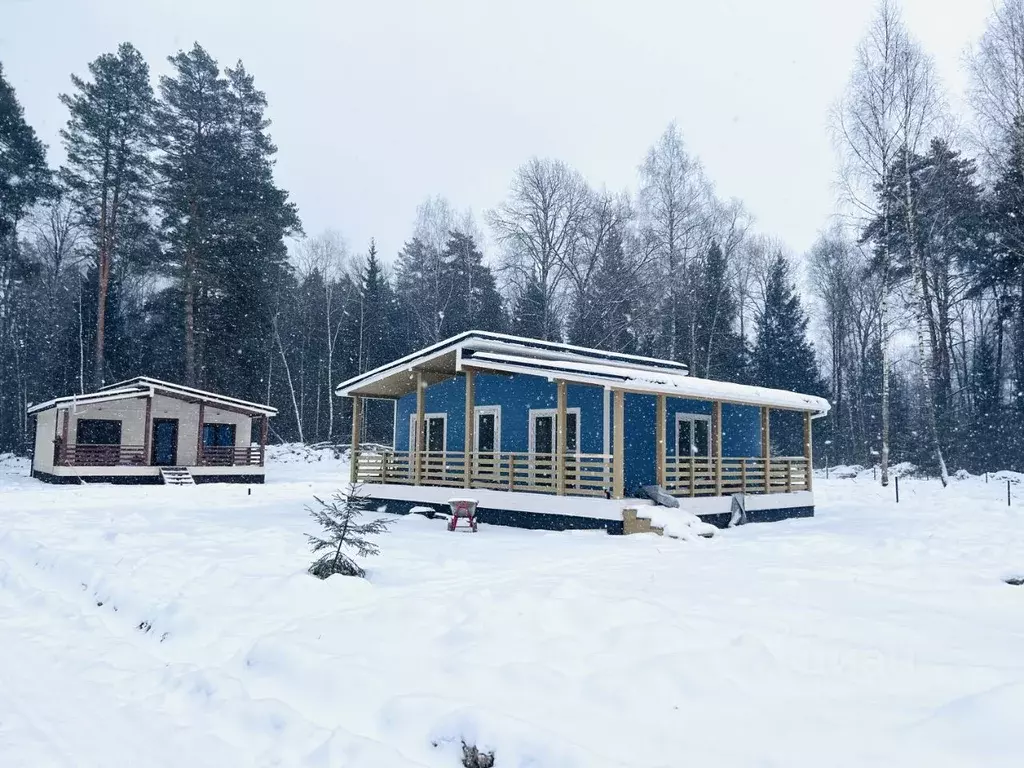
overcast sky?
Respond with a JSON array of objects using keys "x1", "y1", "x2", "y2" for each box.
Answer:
[{"x1": 0, "y1": 0, "x2": 993, "y2": 262}]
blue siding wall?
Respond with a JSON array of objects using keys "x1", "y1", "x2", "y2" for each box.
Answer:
[
  {"x1": 392, "y1": 374, "x2": 762, "y2": 496},
  {"x1": 395, "y1": 373, "x2": 604, "y2": 453}
]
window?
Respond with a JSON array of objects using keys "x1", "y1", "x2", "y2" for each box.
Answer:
[
  {"x1": 202, "y1": 423, "x2": 236, "y2": 448},
  {"x1": 408, "y1": 413, "x2": 447, "y2": 453},
  {"x1": 529, "y1": 408, "x2": 581, "y2": 455},
  {"x1": 76, "y1": 419, "x2": 122, "y2": 445},
  {"x1": 474, "y1": 406, "x2": 501, "y2": 453},
  {"x1": 675, "y1": 413, "x2": 711, "y2": 457}
]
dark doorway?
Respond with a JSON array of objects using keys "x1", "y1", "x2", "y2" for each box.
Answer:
[{"x1": 152, "y1": 419, "x2": 179, "y2": 466}]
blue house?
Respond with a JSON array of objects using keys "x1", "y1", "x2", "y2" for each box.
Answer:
[{"x1": 336, "y1": 332, "x2": 829, "y2": 533}]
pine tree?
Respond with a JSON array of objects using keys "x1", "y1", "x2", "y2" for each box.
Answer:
[
  {"x1": 156, "y1": 43, "x2": 230, "y2": 386},
  {"x1": 156, "y1": 45, "x2": 299, "y2": 393},
  {"x1": 59, "y1": 43, "x2": 154, "y2": 388},
  {"x1": 306, "y1": 484, "x2": 390, "y2": 579}
]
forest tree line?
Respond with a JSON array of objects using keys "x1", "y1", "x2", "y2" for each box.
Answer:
[{"x1": 4, "y1": 0, "x2": 1024, "y2": 480}]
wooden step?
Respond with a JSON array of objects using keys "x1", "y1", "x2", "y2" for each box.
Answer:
[{"x1": 159, "y1": 467, "x2": 195, "y2": 486}]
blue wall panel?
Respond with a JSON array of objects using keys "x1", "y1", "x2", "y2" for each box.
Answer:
[
  {"x1": 394, "y1": 373, "x2": 605, "y2": 454},
  {"x1": 392, "y1": 374, "x2": 762, "y2": 497}
]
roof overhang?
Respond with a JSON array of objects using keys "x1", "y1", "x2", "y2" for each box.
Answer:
[
  {"x1": 335, "y1": 331, "x2": 829, "y2": 414},
  {"x1": 28, "y1": 378, "x2": 278, "y2": 417}
]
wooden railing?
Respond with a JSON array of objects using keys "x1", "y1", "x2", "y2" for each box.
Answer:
[
  {"x1": 355, "y1": 450, "x2": 809, "y2": 498},
  {"x1": 60, "y1": 444, "x2": 147, "y2": 467},
  {"x1": 199, "y1": 446, "x2": 264, "y2": 467},
  {"x1": 354, "y1": 450, "x2": 613, "y2": 497},
  {"x1": 664, "y1": 456, "x2": 810, "y2": 496}
]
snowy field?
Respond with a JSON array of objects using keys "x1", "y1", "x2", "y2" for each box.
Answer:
[{"x1": 1, "y1": 448, "x2": 1023, "y2": 767}]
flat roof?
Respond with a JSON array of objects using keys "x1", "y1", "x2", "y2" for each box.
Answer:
[{"x1": 335, "y1": 331, "x2": 830, "y2": 414}]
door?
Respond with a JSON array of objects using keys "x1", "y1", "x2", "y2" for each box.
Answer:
[
  {"x1": 474, "y1": 406, "x2": 501, "y2": 475},
  {"x1": 152, "y1": 419, "x2": 179, "y2": 466},
  {"x1": 529, "y1": 409, "x2": 580, "y2": 486},
  {"x1": 676, "y1": 414, "x2": 711, "y2": 458}
]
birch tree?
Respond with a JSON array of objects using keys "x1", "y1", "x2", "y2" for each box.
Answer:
[
  {"x1": 834, "y1": 0, "x2": 905, "y2": 486},
  {"x1": 488, "y1": 158, "x2": 590, "y2": 340}
]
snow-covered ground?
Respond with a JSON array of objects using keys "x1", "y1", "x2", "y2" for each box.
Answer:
[{"x1": 1, "y1": 448, "x2": 1023, "y2": 767}]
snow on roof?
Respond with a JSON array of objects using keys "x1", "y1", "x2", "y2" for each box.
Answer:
[
  {"x1": 28, "y1": 378, "x2": 277, "y2": 416},
  {"x1": 464, "y1": 351, "x2": 830, "y2": 414},
  {"x1": 334, "y1": 330, "x2": 689, "y2": 397}
]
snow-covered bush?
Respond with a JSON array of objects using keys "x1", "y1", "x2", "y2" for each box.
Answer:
[
  {"x1": 305, "y1": 483, "x2": 390, "y2": 579},
  {"x1": 461, "y1": 741, "x2": 495, "y2": 768}
]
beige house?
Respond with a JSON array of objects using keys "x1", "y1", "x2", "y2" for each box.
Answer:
[{"x1": 27, "y1": 378, "x2": 277, "y2": 485}]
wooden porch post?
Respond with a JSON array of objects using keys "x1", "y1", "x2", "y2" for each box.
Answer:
[
  {"x1": 464, "y1": 369, "x2": 475, "y2": 488},
  {"x1": 655, "y1": 394, "x2": 666, "y2": 487},
  {"x1": 60, "y1": 408, "x2": 70, "y2": 465},
  {"x1": 143, "y1": 396, "x2": 153, "y2": 466},
  {"x1": 259, "y1": 414, "x2": 268, "y2": 467},
  {"x1": 612, "y1": 389, "x2": 625, "y2": 499},
  {"x1": 350, "y1": 395, "x2": 362, "y2": 484},
  {"x1": 414, "y1": 371, "x2": 425, "y2": 485},
  {"x1": 196, "y1": 402, "x2": 205, "y2": 467},
  {"x1": 713, "y1": 401, "x2": 723, "y2": 496},
  {"x1": 556, "y1": 379, "x2": 567, "y2": 495},
  {"x1": 803, "y1": 410, "x2": 813, "y2": 492},
  {"x1": 762, "y1": 406, "x2": 771, "y2": 493}
]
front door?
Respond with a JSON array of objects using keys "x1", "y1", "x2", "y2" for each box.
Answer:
[
  {"x1": 529, "y1": 409, "x2": 579, "y2": 486},
  {"x1": 152, "y1": 419, "x2": 179, "y2": 466}
]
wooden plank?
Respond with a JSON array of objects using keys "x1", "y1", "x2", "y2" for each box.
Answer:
[
  {"x1": 762, "y1": 406, "x2": 771, "y2": 494},
  {"x1": 803, "y1": 410, "x2": 813, "y2": 492},
  {"x1": 713, "y1": 401, "x2": 723, "y2": 496},
  {"x1": 259, "y1": 415, "x2": 268, "y2": 466},
  {"x1": 349, "y1": 396, "x2": 361, "y2": 484},
  {"x1": 197, "y1": 402, "x2": 205, "y2": 467},
  {"x1": 612, "y1": 389, "x2": 625, "y2": 499},
  {"x1": 414, "y1": 371, "x2": 425, "y2": 485},
  {"x1": 143, "y1": 397, "x2": 153, "y2": 467},
  {"x1": 556, "y1": 379, "x2": 567, "y2": 496},
  {"x1": 464, "y1": 370, "x2": 475, "y2": 488},
  {"x1": 655, "y1": 394, "x2": 666, "y2": 487}
]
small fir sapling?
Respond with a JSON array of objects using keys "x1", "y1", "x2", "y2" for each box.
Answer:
[{"x1": 306, "y1": 483, "x2": 389, "y2": 579}]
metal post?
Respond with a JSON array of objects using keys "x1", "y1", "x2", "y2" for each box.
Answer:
[{"x1": 895, "y1": 475, "x2": 899, "y2": 503}]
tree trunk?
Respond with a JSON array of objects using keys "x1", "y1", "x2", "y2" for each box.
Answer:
[
  {"x1": 904, "y1": 158, "x2": 949, "y2": 486},
  {"x1": 93, "y1": 247, "x2": 109, "y2": 390}
]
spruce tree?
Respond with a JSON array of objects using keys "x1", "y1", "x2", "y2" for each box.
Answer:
[
  {"x1": 752, "y1": 256, "x2": 822, "y2": 394},
  {"x1": 1, "y1": 61, "x2": 52, "y2": 264},
  {"x1": 692, "y1": 241, "x2": 745, "y2": 380},
  {"x1": 59, "y1": 43, "x2": 154, "y2": 388},
  {"x1": 306, "y1": 484, "x2": 390, "y2": 579},
  {"x1": 440, "y1": 231, "x2": 505, "y2": 334},
  {"x1": 588, "y1": 225, "x2": 638, "y2": 353}
]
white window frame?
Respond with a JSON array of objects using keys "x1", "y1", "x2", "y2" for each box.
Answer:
[
  {"x1": 528, "y1": 407, "x2": 582, "y2": 456},
  {"x1": 473, "y1": 405, "x2": 502, "y2": 453},
  {"x1": 675, "y1": 412, "x2": 712, "y2": 457},
  {"x1": 409, "y1": 412, "x2": 448, "y2": 453}
]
